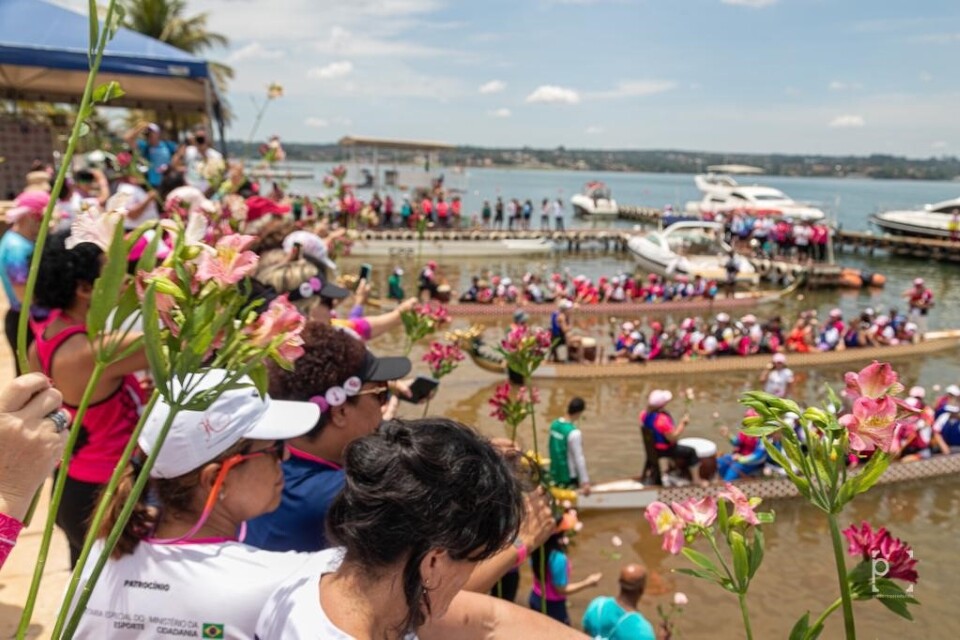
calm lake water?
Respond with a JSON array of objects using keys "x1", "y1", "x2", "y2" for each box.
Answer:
[{"x1": 310, "y1": 166, "x2": 959, "y2": 638}]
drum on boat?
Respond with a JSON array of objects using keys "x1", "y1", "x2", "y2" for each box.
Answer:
[
  {"x1": 435, "y1": 284, "x2": 452, "y2": 303},
  {"x1": 580, "y1": 337, "x2": 598, "y2": 363},
  {"x1": 679, "y1": 436, "x2": 718, "y2": 481}
]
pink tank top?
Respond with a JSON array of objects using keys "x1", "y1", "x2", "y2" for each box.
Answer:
[
  {"x1": 33, "y1": 310, "x2": 146, "y2": 484},
  {"x1": 531, "y1": 550, "x2": 571, "y2": 602}
]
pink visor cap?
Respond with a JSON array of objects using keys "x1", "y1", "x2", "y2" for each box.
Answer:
[
  {"x1": 139, "y1": 369, "x2": 319, "y2": 479},
  {"x1": 6, "y1": 191, "x2": 51, "y2": 223}
]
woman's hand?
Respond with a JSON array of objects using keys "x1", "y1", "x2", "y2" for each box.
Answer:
[
  {"x1": 0, "y1": 374, "x2": 69, "y2": 521},
  {"x1": 518, "y1": 488, "x2": 554, "y2": 550}
]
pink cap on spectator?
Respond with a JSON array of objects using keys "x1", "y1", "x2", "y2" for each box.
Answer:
[
  {"x1": 909, "y1": 386, "x2": 925, "y2": 398},
  {"x1": 647, "y1": 389, "x2": 673, "y2": 408},
  {"x1": 914, "y1": 278, "x2": 924, "y2": 286},
  {"x1": 6, "y1": 190, "x2": 50, "y2": 223},
  {"x1": 772, "y1": 353, "x2": 787, "y2": 364}
]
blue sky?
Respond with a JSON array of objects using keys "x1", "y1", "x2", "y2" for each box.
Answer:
[{"x1": 61, "y1": 0, "x2": 960, "y2": 156}]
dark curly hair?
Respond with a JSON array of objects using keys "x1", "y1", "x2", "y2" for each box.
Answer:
[
  {"x1": 267, "y1": 319, "x2": 366, "y2": 438},
  {"x1": 250, "y1": 219, "x2": 298, "y2": 255},
  {"x1": 326, "y1": 418, "x2": 523, "y2": 635},
  {"x1": 35, "y1": 230, "x2": 103, "y2": 310}
]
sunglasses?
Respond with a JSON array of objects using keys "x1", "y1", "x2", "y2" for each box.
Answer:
[
  {"x1": 237, "y1": 440, "x2": 286, "y2": 464},
  {"x1": 354, "y1": 386, "x2": 391, "y2": 406}
]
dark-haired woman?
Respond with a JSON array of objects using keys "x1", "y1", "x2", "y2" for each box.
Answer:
[
  {"x1": 29, "y1": 232, "x2": 149, "y2": 567},
  {"x1": 256, "y1": 419, "x2": 586, "y2": 639}
]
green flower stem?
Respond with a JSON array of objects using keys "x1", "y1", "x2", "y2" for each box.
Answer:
[
  {"x1": 61, "y1": 405, "x2": 179, "y2": 639},
  {"x1": 738, "y1": 593, "x2": 754, "y2": 640},
  {"x1": 15, "y1": 0, "x2": 117, "y2": 527},
  {"x1": 50, "y1": 390, "x2": 160, "y2": 639},
  {"x1": 810, "y1": 597, "x2": 844, "y2": 636},
  {"x1": 705, "y1": 529, "x2": 738, "y2": 587},
  {"x1": 828, "y1": 514, "x2": 857, "y2": 640},
  {"x1": 17, "y1": 361, "x2": 106, "y2": 638}
]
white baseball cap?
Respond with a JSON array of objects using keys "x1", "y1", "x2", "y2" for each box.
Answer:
[
  {"x1": 140, "y1": 369, "x2": 320, "y2": 479},
  {"x1": 947, "y1": 384, "x2": 960, "y2": 397},
  {"x1": 283, "y1": 231, "x2": 337, "y2": 272}
]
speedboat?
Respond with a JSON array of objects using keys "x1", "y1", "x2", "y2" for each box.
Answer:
[
  {"x1": 685, "y1": 184, "x2": 825, "y2": 221},
  {"x1": 627, "y1": 221, "x2": 757, "y2": 283},
  {"x1": 870, "y1": 197, "x2": 960, "y2": 239},
  {"x1": 571, "y1": 181, "x2": 618, "y2": 217}
]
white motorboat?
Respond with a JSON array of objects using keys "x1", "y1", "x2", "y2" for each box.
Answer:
[
  {"x1": 870, "y1": 197, "x2": 960, "y2": 239},
  {"x1": 627, "y1": 221, "x2": 757, "y2": 283},
  {"x1": 570, "y1": 181, "x2": 618, "y2": 217},
  {"x1": 685, "y1": 184, "x2": 825, "y2": 221}
]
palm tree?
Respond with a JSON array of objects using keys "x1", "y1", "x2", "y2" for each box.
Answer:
[{"x1": 121, "y1": 0, "x2": 234, "y2": 132}]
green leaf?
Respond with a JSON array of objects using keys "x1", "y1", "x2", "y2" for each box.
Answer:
[
  {"x1": 729, "y1": 530, "x2": 749, "y2": 590},
  {"x1": 78, "y1": 121, "x2": 91, "y2": 138},
  {"x1": 748, "y1": 529, "x2": 765, "y2": 578},
  {"x1": 756, "y1": 511, "x2": 775, "y2": 524},
  {"x1": 788, "y1": 613, "x2": 811, "y2": 640},
  {"x1": 141, "y1": 283, "x2": 169, "y2": 397},
  {"x1": 92, "y1": 81, "x2": 125, "y2": 104},
  {"x1": 87, "y1": 1, "x2": 99, "y2": 59},
  {"x1": 105, "y1": 4, "x2": 124, "y2": 40},
  {"x1": 741, "y1": 423, "x2": 783, "y2": 437},
  {"x1": 717, "y1": 497, "x2": 729, "y2": 535},
  {"x1": 836, "y1": 453, "x2": 891, "y2": 510},
  {"x1": 674, "y1": 568, "x2": 726, "y2": 587},
  {"x1": 876, "y1": 591, "x2": 916, "y2": 621},
  {"x1": 681, "y1": 547, "x2": 724, "y2": 580},
  {"x1": 87, "y1": 222, "x2": 128, "y2": 343}
]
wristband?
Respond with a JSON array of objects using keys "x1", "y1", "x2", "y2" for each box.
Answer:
[{"x1": 513, "y1": 539, "x2": 528, "y2": 567}]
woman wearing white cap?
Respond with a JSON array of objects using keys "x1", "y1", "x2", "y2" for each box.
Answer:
[
  {"x1": 639, "y1": 390, "x2": 698, "y2": 481},
  {"x1": 71, "y1": 369, "x2": 321, "y2": 639},
  {"x1": 760, "y1": 353, "x2": 794, "y2": 398}
]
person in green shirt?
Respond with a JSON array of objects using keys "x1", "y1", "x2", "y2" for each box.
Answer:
[
  {"x1": 582, "y1": 564, "x2": 657, "y2": 640},
  {"x1": 548, "y1": 397, "x2": 591, "y2": 495},
  {"x1": 388, "y1": 267, "x2": 405, "y2": 302}
]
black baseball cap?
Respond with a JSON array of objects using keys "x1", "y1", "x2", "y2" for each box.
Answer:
[{"x1": 356, "y1": 349, "x2": 411, "y2": 382}]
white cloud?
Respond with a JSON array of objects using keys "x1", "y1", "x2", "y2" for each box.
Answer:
[
  {"x1": 585, "y1": 125, "x2": 604, "y2": 134},
  {"x1": 305, "y1": 117, "x2": 329, "y2": 128},
  {"x1": 912, "y1": 33, "x2": 960, "y2": 44},
  {"x1": 488, "y1": 108, "x2": 512, "y2": 118},
  {"x1": 829, "y1": 115, "x2": 866, "y2": 128},
  {"x1": 784, "y1": 86, "x2": 802, "y2": 96},
  {"x1": 308, "y1": 61, "x2": 354, "y2": 80},
  {"x1": 932, "y1": 140, "x2": 948, "y2": 149},
  {"x1": 227, "y1": 42, "x2": 285, "y2": 63},
  {"x1": 589, "y1": 80, "x2": 677, "y2": 99},
  {"x1": 829, "y1": 81, "x2": 863, "y2": 91},
  {"x1": 525, "y1": 85, "x2": 581, "y2": 104},
  {"x1": 920, "y1": 71, "x2": 933, "y2": 82},
  {"x1": 479, "y1": 80, "x2": 506, "y2": 94},
  {"x1": 316, "y1": 25, "x2": 448, "y2": 58},
  {"x1": 721, "y1": 0, "x2": 777, "y2": 7}
]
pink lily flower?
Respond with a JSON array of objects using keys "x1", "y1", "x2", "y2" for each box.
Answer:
[
  {"x1": 717, "y1": 483, "x2": 761, "y2": 526},
  {"x1": 196, "y1": 234, "x2": 259, "y2": 286},
  {"x1": 838, "y1": 395, "x2": 901, "y2": 453},
  {"x1": 672, "y1": 496, "x2": 718, "y2": 528},
  {"x1": 844, "y1": 361, "x2": 904, "y2": 400},
  {"x1": 247, "y1": 295, "x2": 306, "y2": 362},
  {"x1": 843, "y1": 521, "x2": 918, "y2": 584},
  {"x1": 644, "y1": 501, "x2": 686, "y2": 554}
]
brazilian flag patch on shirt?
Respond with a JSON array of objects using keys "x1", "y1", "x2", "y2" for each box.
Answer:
[{"x1": 202, "y1": 623, "x2": 225, "y2": 638}]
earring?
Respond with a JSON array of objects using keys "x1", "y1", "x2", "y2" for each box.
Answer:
[{"x1": 218, "y1": 491, "x2": 225, "y2": 501}]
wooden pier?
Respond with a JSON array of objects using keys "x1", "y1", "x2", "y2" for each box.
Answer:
[{"x1": 832, "y1": 230, "x2": 960, "y2": 263}]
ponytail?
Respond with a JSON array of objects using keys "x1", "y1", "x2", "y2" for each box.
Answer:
[{"x1": 99, "y1": 458, "x2": 155, "y2": 559}]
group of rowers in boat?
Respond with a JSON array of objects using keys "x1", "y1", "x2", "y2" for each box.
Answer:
[
  {"x1": 458, "y1": 271, "x2": 721, "y2": 305},
  {"x1": 642, "y1": 384, "x2": 960, "y2": 486},
  {"x1": 590, "y1": 306, "x2": 923, "y2": 363}
]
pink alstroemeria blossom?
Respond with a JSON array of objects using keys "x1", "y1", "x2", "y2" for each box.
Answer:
[
  {"x1": 644, "y1": 501, "x2": 686, "y2": 555},
  {"x1": 844, "y1": 361, "x2": 904, "y2": 400},
  {"x1": 843, "y1": 521, "x2": 918, "y2": 584},
  {"x1": 838, "y1": 395, "x2": 901, "y2": 454},
  {"x1": 717, "y1": 483, "x2": 761, "y2": 526},
  {"x1": 248, "y1": 295, "x2": 306, "y2": 362},
  {"x1": 196, "y1": 234, "x2": 259, "y2": 286},
  {"x1": 671, "y1": 496, "x2": 718, "y2": 528}
]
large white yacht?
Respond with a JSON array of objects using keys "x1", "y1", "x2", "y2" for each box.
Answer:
[
  {"x1": 627, "y1": 221, "x2": 757, "y2": 283},
  {"x1": 870, "y1": 197, "x2": 960, "y2": 239},
  {"x1": 685, "y1": 184, "x2": 826, "y2": 221}
]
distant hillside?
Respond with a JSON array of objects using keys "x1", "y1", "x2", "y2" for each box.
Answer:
[{"x1": 227, "y1": 141, "x2": 960, "y2": 181}]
